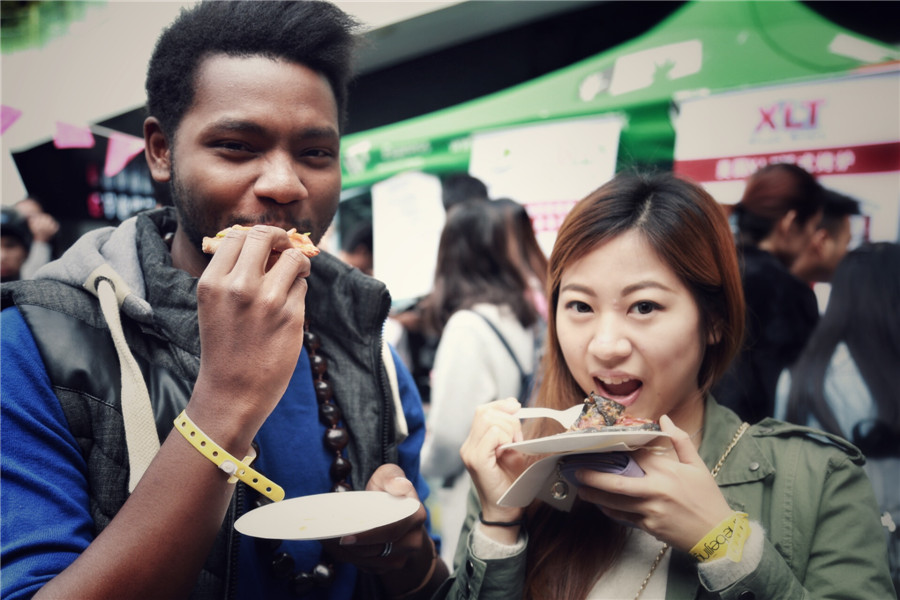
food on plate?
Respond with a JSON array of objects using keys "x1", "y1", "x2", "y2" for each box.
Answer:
[
  {"x1": 201, "y1": 225, "x2": 320, "y2": 257},
  {"x1": 568, "y1": 392, "x2": 660, "y2": 432}
]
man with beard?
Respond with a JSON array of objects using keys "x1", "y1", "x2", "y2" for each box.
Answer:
[{"x1": 0, "y1": 3, "x2": 446, "y2": 599}]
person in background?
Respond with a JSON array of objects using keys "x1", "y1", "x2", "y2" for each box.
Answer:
[
  {"x1": 492, "y1": 197, "x2": 549, "y2": 323},
  {"x1": 712, "y1": 163, "x2": 826, "y2": 423},
  {"x1": 0, "y1": 2, "x2": 446, "y2": 599},
  {"x1": 1, "y1": 207, "x2": 32, "y2": 283},
  {"x1": 419, "y1": 200, "x2": 540, "y2": 566},
  {"x1": 775, "y1": 241, "x2": 900, "y2": 592},
  {"x1": 14, "y1": 196, "x2": 60, "y2": 279},
  {"x1": 339, "y1": 222, "x2": 374, "y2": 276},
  {"x1": 392, "y1": 174, "x2": 492, "y2": 405},
  {"x1": 436, "y1": 171, "x2": 892, "y2": 600},
  {"x1": 789, "y1": 188, "x2": 860, "y2": 286},
  {"x1": 440, "y1": 173, "x2": 488, "y2": 213}
]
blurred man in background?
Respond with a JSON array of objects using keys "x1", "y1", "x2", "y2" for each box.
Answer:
[
  {"x1": 0, "y1": 207, "x2": 32, "y2": 283},
  {"x1": 790, "y1": 188, "x2": 861, "y2": 285},
  {"x1": 14, "y1": 196, "x2": 60, "y2": 279}
]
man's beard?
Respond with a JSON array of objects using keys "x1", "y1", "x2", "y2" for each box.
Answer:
[{"x1": 167, "y1": 163, "x2": 338, "y2": 253}]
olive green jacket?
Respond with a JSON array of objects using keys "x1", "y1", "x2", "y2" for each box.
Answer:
[{"x1": 435, "y1": 397, "x2": 895, "y2": 599}]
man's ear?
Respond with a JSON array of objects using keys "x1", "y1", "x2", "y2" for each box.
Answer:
[
  {"x1": 778, "y1": 209, "x2": 799, "y2": 235},
  {"x1": 144, "y1": 117, "x2": 172, "y2": 183},
  {"x1": 808, "y1": 228, "x2": 829, "y2": 257}
]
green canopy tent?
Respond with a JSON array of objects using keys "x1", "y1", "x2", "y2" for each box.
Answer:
[{"x1": 340, "y1": 0, "x2": 898, "y2": 191}]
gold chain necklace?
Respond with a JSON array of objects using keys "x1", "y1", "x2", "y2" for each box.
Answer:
[{"x1": 631, "y1": 422, "x2": 750, "y2": 600}]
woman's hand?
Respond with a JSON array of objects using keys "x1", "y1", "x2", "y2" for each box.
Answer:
[
  {"x1": 574, "y1": 415, "x2": 734, "y2": 551},
  {"x1": 459, "y1": 398, "x2": 528, "y2": 526}
]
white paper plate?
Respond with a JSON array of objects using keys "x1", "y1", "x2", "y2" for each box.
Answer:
[
  {"x1": 234, "y1": 491, "x2": 420, "y2": 540},
  {"x1": 500, "y1": 429, "x2": 668, "y2": 456}
]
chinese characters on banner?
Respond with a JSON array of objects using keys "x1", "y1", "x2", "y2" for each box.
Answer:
[{"x1": 673, "y1": 67, "x2": 900, "y2": 243}]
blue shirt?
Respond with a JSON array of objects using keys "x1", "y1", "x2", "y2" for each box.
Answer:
[{"x1": 1, "y1": 307, "x2": 432, "y2": 600}]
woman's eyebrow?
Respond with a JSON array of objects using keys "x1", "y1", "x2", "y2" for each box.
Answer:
[
  {"x1": 621, "y1": 280, "x2": 674, "y2": 296},
  {"x1": 559, "y1": 283, "x2": 595, "y2": 295}
]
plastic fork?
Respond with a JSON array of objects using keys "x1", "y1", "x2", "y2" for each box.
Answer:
[{"x1": 514, "y1": 404, "x2": 584, "y2": 428}]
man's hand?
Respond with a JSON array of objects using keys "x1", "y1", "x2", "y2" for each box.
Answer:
[
  {"x1": 324, "y1": 464, "x2": 449, "y2": 598},
  {"x1": 191, "y1": 225, "x2": 311, "y2": 433}
]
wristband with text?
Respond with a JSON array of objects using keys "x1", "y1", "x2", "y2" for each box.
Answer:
[
  {"x1": 689, "y1": 511, "x2": 750, "y2": 563},
  {"x1": 174, "y1": 410, "x2": 285, "y2": 502}
]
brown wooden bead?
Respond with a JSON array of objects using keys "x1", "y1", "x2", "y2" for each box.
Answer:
[
  {"x1": 309, "y1": 354, "x2": 327, "y2": 376},
  {"x1": 329, "y1": 455, "x2": 352, "y2": 480},
  {"x1": 318, "y1": 402, "x2": 342, "y2": 426},
  {"x1": 303, "y1": 330, "x2": 320, "y2": 351},
  {"x1": 324, "y1": 427, "x2": 349, "y2": 451},
  {"x1": 271, "y1": 552, "x2": 296, "y2": 580},
  {"x1": 314, "y1": 379, "x2": 334, "y2": 402}
]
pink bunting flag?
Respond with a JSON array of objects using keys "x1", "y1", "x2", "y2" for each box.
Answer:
[
  {"x1": 54, "y1": 122, "x2": 96, "y2": 149},
  {"x1": 104, "y1": 132, "x2": 145, "y2": 177},
  {"x1": 1, "y1": 105, "x2": 23, "y2": 135}
]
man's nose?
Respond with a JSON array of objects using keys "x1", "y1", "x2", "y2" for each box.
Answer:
[{"x1": 254, "y1": 152, "x2": 308, "y2": 204}]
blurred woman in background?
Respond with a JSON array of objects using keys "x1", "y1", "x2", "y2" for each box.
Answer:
[
  {"x1": 419, "y1": 200, "x2": 541, "y2": 565},
  {"x1": 776, "y1": 241, "x2": 900, "y2": 591}
]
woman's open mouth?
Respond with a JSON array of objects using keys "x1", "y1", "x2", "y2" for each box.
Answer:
[{"x1": 593, "y1": 376, "x2": 642, "y2": 406}]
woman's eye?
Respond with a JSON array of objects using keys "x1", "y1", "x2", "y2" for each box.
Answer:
[
  {"x1": 633, "y1": 301, "x2": 659, "y2": 315},
  {"x1": 565, "y1": 300, "x2": 592, "y2": 313}
]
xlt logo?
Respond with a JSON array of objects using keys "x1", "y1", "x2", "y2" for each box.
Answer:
[{"x1": 755, "y1": 99, "x2": 826, "y2": 132}]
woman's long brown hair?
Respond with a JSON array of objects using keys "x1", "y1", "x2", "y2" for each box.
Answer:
[{"x1": 522, "y1": 171, "x2": 745, "y2": 599}]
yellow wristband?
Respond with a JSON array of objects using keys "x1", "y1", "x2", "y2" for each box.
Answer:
[
  {"x1": 174, "y1": 410, "x2": 285, "y2": 502},
  {"x1": 690, "y1": 511, "x2": 749, "y2": 563}
]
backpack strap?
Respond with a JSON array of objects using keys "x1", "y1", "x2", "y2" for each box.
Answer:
[
  {"x1": 84, "y1": 264, "x2": 160, "y2": 493},
  {"x1": 472, "y1": 311, "x2": 528, "y2": 381},
  {"x1": 472, "y1": 310, "x2": 531, "y2": 395}
]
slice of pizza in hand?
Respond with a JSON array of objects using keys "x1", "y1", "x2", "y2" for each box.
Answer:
[
  {"x1": 568, "y1": 391, "x2": 660, "y2": 432},
  {"x1": 202, "y1": 225, "x2": 320, "y2": 257}
]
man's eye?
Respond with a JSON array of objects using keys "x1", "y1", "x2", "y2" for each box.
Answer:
[{"x1": 218, "y1": 141, "x2": 252, "y2": 152}]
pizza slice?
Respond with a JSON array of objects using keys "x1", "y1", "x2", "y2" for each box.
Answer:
[
  {"x1": 201, "y1": 225, "x2": 320, "y2": 257},
  {"x1": 568, "y1": 392, "x2": 660, "y2": 432}
]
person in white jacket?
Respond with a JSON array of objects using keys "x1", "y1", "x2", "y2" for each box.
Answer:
[{"x1": 419, "y1": 200, "x2": 540, "y2": 564}]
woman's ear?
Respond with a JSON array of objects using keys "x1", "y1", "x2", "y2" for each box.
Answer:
[
  {"x1": 707, "y1": 320, "x2": 723, "y2": 345},
  {"x1": 144, "y1": 117, "x2": 172, "y2": 183}
]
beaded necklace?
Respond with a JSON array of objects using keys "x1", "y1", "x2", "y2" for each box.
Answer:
[{"x1": 250, "y1": 326, "x2": 352, "y2": 597}]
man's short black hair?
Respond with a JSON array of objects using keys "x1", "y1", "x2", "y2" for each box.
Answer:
[
  {"x1": 145, "y1": 1, "x2": 360, "y2": 139},
  {"x1": 341, "y1": 222, "x2": 372, "y2": 254},
  {"x1": 819, "y1": 189, "x2": 860, "y2": 235},
  {"x1": 441, "y1": 173, "x2": 488, "y2": 212}
]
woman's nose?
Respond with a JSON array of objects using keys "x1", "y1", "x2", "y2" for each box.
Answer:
[
  {"x1": 587, "y1": 320, "x2": 632, "y2": 361},
  {"x1": 254, "y1": 153, "x2": 308, "y2": 204}
]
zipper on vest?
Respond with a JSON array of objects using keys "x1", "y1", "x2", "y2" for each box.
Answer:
[
  {"x1": 224, "y1": 482, "x2": 244, "y2": 600},
  {"x1": 377, "y1": 331, "x2": 391, "y2": 465}
]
